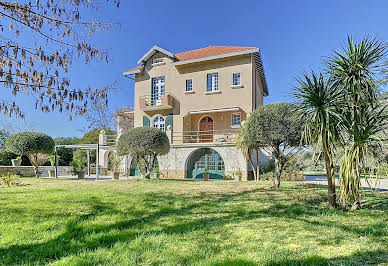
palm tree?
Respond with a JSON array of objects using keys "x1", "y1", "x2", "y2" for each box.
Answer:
[
  {"x1": 294, "y1": 72, "x2": 343, "y2": 209},
  {"x1": 327, "y1": 37, "x2": 388, "y2": 209}
]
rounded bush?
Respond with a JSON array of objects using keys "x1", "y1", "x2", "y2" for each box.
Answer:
[
  {"x1": 5, "y1": 132, "x2": 55, "y2": 156},
  {"x1": 117, "y1": 127, "x2": 170, "y2": 157}
]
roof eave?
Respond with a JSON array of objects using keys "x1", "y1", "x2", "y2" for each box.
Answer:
[
  {"x1": 172, "y1": 48, "x2": 259, "y2": 66},
  {"x1": 136, "y1": 45, "x2": 174, "y2": 65}
]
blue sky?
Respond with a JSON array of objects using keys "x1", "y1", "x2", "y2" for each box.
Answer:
[{"x1": 2, "y1": 0, "x2": 388, "y2": 137}]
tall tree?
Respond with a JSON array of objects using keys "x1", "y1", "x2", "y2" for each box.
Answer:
[
  {"x1": 0, "y1": 0, "x2": 119, "y2": 119},
  {"x1": 294, "y1": 72, "x2": 343, "y2": 208},
  {"x1": 328, "y1": 37, "x2": 388, "y2": 210},
  {"x1": 243, "y1": 102, "x2": 304, "y2": 188}
]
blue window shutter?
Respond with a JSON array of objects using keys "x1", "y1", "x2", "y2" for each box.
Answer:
[
  {"x1": 165, "y1": 114, "x2": 173, "y2": 129},
  {"x1": 143, "y1": 116, "x2": 150, "y2": 127}
]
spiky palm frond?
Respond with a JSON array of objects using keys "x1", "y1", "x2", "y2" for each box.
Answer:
[
  {"x1": 327, "y1": 36, "x2": 388, "y2": 105},
  {"x1": 294, "y1": 72, "x2": 343, "y2": 151}
]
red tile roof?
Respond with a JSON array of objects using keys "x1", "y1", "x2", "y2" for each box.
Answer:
[
  {"x1": 125, "y1": 65, "x2": 143, "y2": 74},
  {"x1": 125, "y1": 46, "x2": 257, "y2": 74},
  {"x1": 174, "y1": 46, "x2": 257, "y2": 62}
]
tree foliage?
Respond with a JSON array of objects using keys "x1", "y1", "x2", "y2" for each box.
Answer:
[
  {"x1": 0, "y1": 0, "x2": 120, "y2": 119},
  {"x1": 243, "y1": 102, "x2": 304, "y2": 187},
  {"x1": 5, "y1": 131, "x2": 55, "y2": 177},
  {"x1": 117, "y1": 127, "x2": 170, "y2": 178},
  {"x1": 54, "y1": 137, "x2": 79, "y2": 166},
  {"x1": 0, "y1": 129, "x2": 9, "y2": 151}
]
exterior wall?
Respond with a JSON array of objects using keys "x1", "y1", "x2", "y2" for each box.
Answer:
[{"x1": 134, "y1": 53, "x2": 259, "y2": 133}]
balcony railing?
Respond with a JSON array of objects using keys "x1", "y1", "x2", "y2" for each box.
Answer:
[
  {"x1": 171, "y1": 128, "x2": 239, "y2": 144},
  {"x1": 139, "y1": 93, "x2": 174, "y2": 111}
]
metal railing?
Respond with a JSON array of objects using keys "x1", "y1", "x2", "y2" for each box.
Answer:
[
  {"x1": 104, "y1": 134, "x2": 117, "y2": 146},
  {"x1": 171, "y1": 128, "x2": 239, "y2": 144}
]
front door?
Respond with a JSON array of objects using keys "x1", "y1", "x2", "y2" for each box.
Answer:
[
  {"x1": 152, "y1": 77, "x2": 165, "y2": 106},
  {"x1": 199, "y1": 116, "x2": 213, "y2": 142}
]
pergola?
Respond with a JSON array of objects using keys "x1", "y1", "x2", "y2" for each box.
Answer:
[{"x1": 54, "y1": 144, "x2": 108, "y2": 179}]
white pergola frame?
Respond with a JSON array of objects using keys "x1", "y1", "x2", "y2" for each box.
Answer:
[{"x1": 54, "y1": 144, "x2": 112, "y2": 180}]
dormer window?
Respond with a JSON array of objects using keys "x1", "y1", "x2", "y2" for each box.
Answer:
[{"x1": 152, "y1": 58, "x2": 165, "y2": 66}]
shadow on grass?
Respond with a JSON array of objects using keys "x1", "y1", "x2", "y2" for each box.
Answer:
[
  {"x1": 264, "y1": 249, "x2": 388, "y2": 266},
  {"x1": 0, "y1": 184, "x2": 387, "y2": 265}
]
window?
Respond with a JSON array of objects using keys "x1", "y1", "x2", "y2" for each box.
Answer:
[
  {"x1": 233, "y1": 73, "x2": 241, "y2": 86},
  {"x1": 186, "y1": 79, "x2": 193, "y2": 92},
  {"x1": 153, "y1": 115, "x2": 165, "y2": 131},
  {"x1": 232, "y1": 112, "x2": 241, "y2": 126},
  {"x1": 207, "y1": 73, "x2": 219, "y2": 92},
  {"x1": 152, "y1": 58, "x2": 164, "y2": 65}
]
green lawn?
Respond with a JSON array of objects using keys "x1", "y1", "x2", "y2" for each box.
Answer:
[{"x1": 0, "y1": 179, "x2": 387, "y2": 265}]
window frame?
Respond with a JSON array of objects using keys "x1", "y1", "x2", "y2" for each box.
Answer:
[
  {"x1": 207, "y1": 73, "x2": 219, "y2": 92},
  {"x1": 185, "y1": 79, "x2": 193, "y2": 92},
  {"x1": 231, "y1": 112, "x2": 241, "y2": 126},
  {"x1": 152, "y1": 58, "x2": 165, "y2": 66},
  {"x1": 152, "y1": 115, "x2": 166, "y2": 131},
  {"x1": 233, "y1": 73, "x2": 241, "y2": 86}
]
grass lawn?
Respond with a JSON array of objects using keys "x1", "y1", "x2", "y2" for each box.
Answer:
[{"x1": 0, "y1": 179, "x2": 387, "y2": 265}]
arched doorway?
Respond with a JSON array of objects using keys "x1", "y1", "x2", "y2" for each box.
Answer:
[
  {"x1": 129, "y1": 155, "x2": 159, "y2": 177},
  {"x1": 199, "y1": 116, "x2": 213, "y2": 142},
  {"x1": 186, "y1": 148, "x2": 225, "y2": 179}
]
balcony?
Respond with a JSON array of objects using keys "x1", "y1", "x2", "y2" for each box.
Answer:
[
  {"x1": 171, "y1": 129, "x2": 239, "y2": 145},
  {"x1": 139, "y1": 93, "x2": 174, "y2": 112}
]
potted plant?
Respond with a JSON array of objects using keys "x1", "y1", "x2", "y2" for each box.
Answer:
[
  {"x1": 112, "y1": 156, "x2": 121, "y2": 180},
  {"x1": 203, "y1": 168, "x2": 209, "y2": 181},
  {"x1": 234, "y1": 169, "x2": 242, "y2": 181},
  {"x1": 70, "y1": 158, "x2": 86, "y2": 179},
  {"x1": 11, "y1": 156, "x2": 22, "y2": 167},
  {"x1": 153, "y1": 167, "x2": 160, "y2": 178},
  {"x1": 47, "y1": 155, "x2": 59, "y2": 177}
]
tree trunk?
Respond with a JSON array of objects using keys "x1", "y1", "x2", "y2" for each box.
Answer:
[
  {"x1": 256, "y1": 149, "x2": 260, "y2": 181},
  {"x1": 322, "y1": 130, "x2": 337, "y2": 209},
  {"x1": 33, "y1": 165, "x2": 39, "y2": 178},
  {"x1": 247, "y1": 150, "x2": 257, "y2": 181},
  {"x1": 273, "y1": 157, "x2": 281, "y2": 188},
  {"x1": 324, "y1": 148, "x2": 337, "y2": 209}
]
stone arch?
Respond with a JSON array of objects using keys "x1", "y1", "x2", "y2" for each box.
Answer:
[{"x1": 185, "y1": 148, "x2": 225, "y2": 179}]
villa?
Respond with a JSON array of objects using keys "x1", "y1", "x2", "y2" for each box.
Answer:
[{"x1": 100, "y1": 45, "x2": 269, "y2": 180}]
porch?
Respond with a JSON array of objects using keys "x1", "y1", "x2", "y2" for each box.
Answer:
[{"x1": 171, "y1": 107, "x2": 246, "y2": 144}]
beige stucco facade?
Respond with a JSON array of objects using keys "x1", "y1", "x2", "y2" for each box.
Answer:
[
  {"x1": 119, "y1": 45, "x2": 269, "y2": 180},
  {"x1": 133, "y1": 52, "x2": 264, "y2": 133}
]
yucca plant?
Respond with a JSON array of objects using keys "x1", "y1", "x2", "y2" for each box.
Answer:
[
  {"x1": 294, "y1": 72, "x2": 344, "y2": 208},
  {"x1": 327, "y1": 37, "x2": 388, "y2": 209}
]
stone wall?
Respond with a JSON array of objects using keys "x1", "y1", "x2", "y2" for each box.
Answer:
[{"x1": 0, "y1": 166, "x2": 73, "y2": 177}]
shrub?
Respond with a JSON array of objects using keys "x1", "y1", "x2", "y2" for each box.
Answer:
[
  {"x1": 70, "y1": 158, "x2": 86, "y2": 176},
  {"x1": 117, "y1": 127, "x2": 170, "y2": 178},
  {"x1": 1, "y1": 173, "x2": 20, "y2": 187},
  {"x1": 0, "y1": 151, "x2": 17, "y2": 166},
  {"x1": 5, "y1": 132, "x2": 55, "y2": 177},
  {"x1": 260, "y1": 159, "x2": 275, "y2": 174}
]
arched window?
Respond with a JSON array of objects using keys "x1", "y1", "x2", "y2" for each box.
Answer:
[{"x1": 153, "y1": 115, "x2": 165, "y2": 131}]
